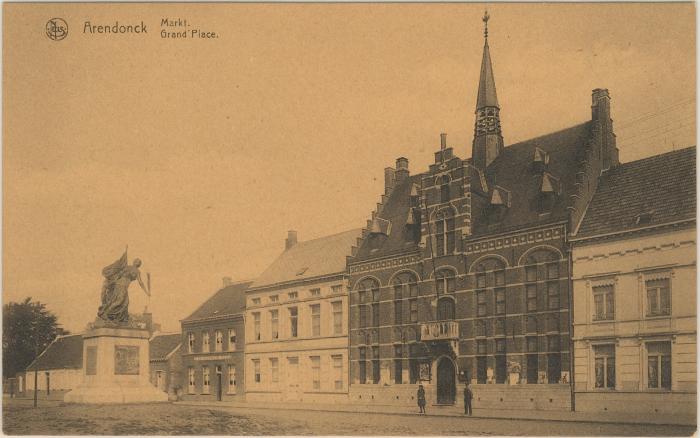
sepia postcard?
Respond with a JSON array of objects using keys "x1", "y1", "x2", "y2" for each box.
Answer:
[{"x1": 2, "y1": 2, "x2": 697, "y2": 436}]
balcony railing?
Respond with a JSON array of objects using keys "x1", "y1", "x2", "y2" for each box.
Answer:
[{"x1": 420, "y1": 321, "x2": 459, "y2": 341}]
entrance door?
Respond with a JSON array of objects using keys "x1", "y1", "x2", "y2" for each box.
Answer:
[
  {"x1": 437, "y1": 358, "x2": 456, "y2": 404},
  {"x1": 286, "y1": 357, "x2": 301, "y2": 401}
]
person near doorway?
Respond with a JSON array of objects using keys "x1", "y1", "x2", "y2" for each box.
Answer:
[
  {"x1": 417, "y1": 384, "x2": 426, "y2": 414},
  {"x1": 463, "y1": 382, "x2": 473, "y2": 416}
]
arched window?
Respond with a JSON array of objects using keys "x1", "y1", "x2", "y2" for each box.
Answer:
[
  {"x1": 435, "y1": 269, "x2": 456, "y2": 295},
  {"x1": 357, "y1": 278, "x2": 380, "y2": 328},
  {"x1": 392, "y1": 272, "x2": 418, "y2": 325},
  {"x1": 435, "y1": 210, "x2": 455, "y2": 256},
  {"x1": 521, "y1": 249, "x2": 561, "y2": 313},
  {"x1": 440, "y1": 175, "x2": 450, "y2": 203},
  {"x1": 437, "y1": 297, "x2": 455, "y2": 321}
]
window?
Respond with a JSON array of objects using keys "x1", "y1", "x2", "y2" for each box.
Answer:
[
  {"x1": 270, "y1": 295, "x2": 278, "y2": 303},
  {"x1": 440, "y1": 175, "x2": 450, "y2": 203},
  {"x1": 394, "y1": 358, "x2": 403, "y2": 384},
  {"x1": 646, "y1": 278, "x2": 671, "y2": 316},
  {"x1": 253, "y1": 313, "x2": 261, "y2": 341},
  {"x1": 409, "y1": 299, "x2": 418, "y2": 322},
  {"x1": 332, "y1": 301, "x2": 343, "y2": 335},
  {"x1": 393, "y1": 272, "x2": 418, "y2": 324},
  {"x1": 311, "y1": 356, "x2": 321, "y2": 390},
  {"x1": 310, "y1": 288, "x2": 321, "y2": 297},
  {"x1": 211, "y1": 330, "x2": 221, "y2": 352},
  {"x1": 270, "y1": 310, "x2": 279, "y2": 339},
  {"x1": 289, "y1": 307, "x2": 298, "y2": 338},
  {"x1": 394, "y1": 299, "x2": 402, "y2": 325},
  {"x1": 547, "y1": 282, "x2": 559, "y2": 309},
  {"x1": 437, "y1": 297, "x2": 455, "y2": 320},
  {"x1": 477, "y1": 290, "x2": 487, "y2": 316},
  {"x1": 228, "y1": 367, "x2": 237, "y2": 394},
  {"x1": 593, "y1": 285, "x2": 615, "y2": 321},
  {"x1": 435, "y1": 212, "x2": 455, "y2": 256},
  {"x1": 495, "y1": 289, "x2": 505, "y2": 315},
  {"x1": 188, "y1": 367, "x2": 195, "y2": 393},
  {"x1": 436, "y1": 270, "x2": 456, "y2": 295},
  {"x1": 270, "y1": 358, "x2": 279, "y2": 383},
  {"x1": 188, "y1": 333, "x2": 195, "y2": 353},
  {"x1": 252, "y1": 298, "x2": 261, "y2": 305},
  {"x1": 475, "y1": 320, "x2": 486, "y2": 337},
  {"x1": 647, "y1": 342, "x2": 671, "y2": 390},
  {"x1": 156, "y1": 370, "x2": 163, "y2": 389},
  {"x1": 333, "y1": 355, "x2": 343, "y2": 390},
  {"x1": 476, "y1": 271, "x2": 487, "y2": 288},
  {"x1": 495, "y1": 339, "x2": 506, "y2": 384},
  {"x1": 594, "y1": 345, "x2": 615, "y2": 389},
  {"x1": 547, "y1": 262, "x2": 559, "y2": 279},
  {"x1": 409, "y1": 358, "x2": 419, "y2": 384},
  {"x1": 332, "y1": 284, "x2": 344, "y2": 294},
  {"x1": 253, "y1": 359, "x2": 261, "y2": 383},
  {"x1": 526, "y1": 284, "x2": 538, "y2": 312},
  {"x1": 202, "y1": 332, "x2": 210, "y2": 352},
  {"x1": 372, "y1": 303, "x2": 380, "y2": 328},
  {"x1": 228, "y1": 329, "x2": 236, "y2": 351},
  {"x1": 476, "y1": 340, "x2": 487, "y2": 384},
  {"x1": 360, "y1": 305, "x2": 368, "y2": 328},
  {"x1": 359, "y1": 348, "x2": 367, "y2": 384},
  {"x1": 548, "y1": 336, "x2": 561, "y2": 383},
  {"x1": 494, "y1": 269, "x2": 505, "y2": 287},
  {"x1": 311, "y1": 304, "x2": 321, "y2": 336},
  {"x1": 477, "y1": 339, "x2": 487, "y2": 355},
  {"x1": 288, "y1": 291, "x2": 298, "y2": 300},
  {"x1": 526, "y1": 265, "x2": 537, "y2": 282},
  {"x1": 372, "y1": 346, "x2": 380, "y2": 384},
  {"x1": 202, "y1": 367, "x2": 210, "y2": 393},
  {"x1": 527, "y1": 336, "x2": 538, "y2": 384}
]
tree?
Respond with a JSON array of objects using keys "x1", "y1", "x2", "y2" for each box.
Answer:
[{"x1": 2, "y1": 297, "x2": 69, "y2": 379}]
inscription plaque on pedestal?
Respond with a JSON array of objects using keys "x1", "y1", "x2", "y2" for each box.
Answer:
[
  {"x1": 114, "y1": 345, "x2": 140, "y2": 375},
  {"x1": 86, "y1": 347, "x2": 97, "y2": 375}
]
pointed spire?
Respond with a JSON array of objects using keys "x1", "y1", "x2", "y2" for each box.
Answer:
[{"x1": 476, "y1": 10, "x2": 499, "y2": 110}]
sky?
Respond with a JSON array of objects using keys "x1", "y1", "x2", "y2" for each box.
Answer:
[{"x1": 3, "y1": 3, "x2": 696, "y2": 334}]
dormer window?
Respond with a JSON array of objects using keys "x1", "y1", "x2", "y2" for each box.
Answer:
[
  {"x1": 440, "y1": 175, "x2": 450, "y2": 203},
  {"x1": 409, "y1": 184, "x2": 421, "y2": 208},
  {"x1": 532, "y1": 146, "x2": 549, "y2": 173},
  {"x1": 538, "y1": 173, "x2": 559, "y2": 212},
  {"x1": 404, "y1": 207, "x2": 421, "y2": 244},
  {"x1": 488, "y1": 186, "x2": 511, "y2": 222}
]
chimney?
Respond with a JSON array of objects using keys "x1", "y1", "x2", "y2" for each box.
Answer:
[
  {"x1": 384, "y1": 167, "x2": 396, "y2": 194},
  {"x1": 591, "y1": 88, "x2": 619, "y2": 170},
  {"x1": 440, "y1": 133, "x2": 447, "y2": 150},
  {"x1": 395, "y1": 157, "x2": 409, "y2": 183},
  {"x1": 285, "y1": 230, "x2": 298, "y2": 250},
  {"x1": 223, "y1": 277, "x2": 233, "y2": 287}
]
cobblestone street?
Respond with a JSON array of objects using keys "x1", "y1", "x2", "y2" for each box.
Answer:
[{"x1": 2, "y1": 398, "x2": 695, "y2": 436}]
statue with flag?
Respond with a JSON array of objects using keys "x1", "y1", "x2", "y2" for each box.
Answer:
[{"x1": 97, "y1": 249, "x2": 151, "y2": 323}]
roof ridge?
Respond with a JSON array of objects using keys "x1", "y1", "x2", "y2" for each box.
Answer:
[
  {"x1": 290, "y1": 227, "x2": 364, "y2": 246},
  {"x1": 612, "y1": 145, "x2": 696, "y2": 168},
  {"x1": 505, "y1": 121, "x2": 592, "y2": 149}
]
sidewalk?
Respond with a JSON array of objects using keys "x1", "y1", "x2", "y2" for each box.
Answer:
[{"x1": 175, "y1": 399, "x2": 697, "y2": 427}]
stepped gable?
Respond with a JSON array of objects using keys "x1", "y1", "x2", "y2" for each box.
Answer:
[
  {"x1": 576, "y1": 146, "x2": 696, "y2": 238},
  {"x1": 26, "y1": 334, "x2": 83, "y2": 371},
  {"x1": 354, "y1": 174, "x2": 422, "y2": 261},
  {"x1": 182, "y1": 280, "x2": 253, "y2": 322}
]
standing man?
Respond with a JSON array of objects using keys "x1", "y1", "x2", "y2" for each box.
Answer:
[
  {"x1": 417, "y1": 384, "x2": 426, "y2": 414},
  {"x1": 463, "y1": 382, "x2": 473, "y2": 416}
]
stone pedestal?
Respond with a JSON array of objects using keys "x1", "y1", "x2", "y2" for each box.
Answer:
[{"x1": 64, "y1": 327, "x2": 168, "y2": 403}]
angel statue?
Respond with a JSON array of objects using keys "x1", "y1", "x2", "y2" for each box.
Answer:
[{"x1": 97, "y1": 250, "x2": 150, "y2": 323}]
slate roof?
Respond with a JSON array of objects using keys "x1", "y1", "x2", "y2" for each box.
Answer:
[
  {"x1": 355, "y1": 175, "x2": 422, "y2": 260},
  {"x1": 476, "y1": 122, "x2": 593, "y2": 234},
  {"x1": 353, "y1": 122, "x2": 595, "y2": 262},
  {"x1": 576, "y1": 146, "x2": 696, "y2": 238},
  {"x1": 149, "y1": 333, "x2": 181, "y2": 361},
  {"x1": 250, "y1": 229, "x2": 362, "y2": 289},
  {"x1": 26, "y1": 334, "x2": 83, "y2": 371},
  {"x1": 182, "y1": 280, "x2": 253, "y2": 322}
]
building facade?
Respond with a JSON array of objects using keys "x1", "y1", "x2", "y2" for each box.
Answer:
[
  {"x1": 347, "y1": 14, "x2": 619, "y2": 411},
  {"x1": 244, "y1": 229, "x2": 361, "y2": 403},
  {"x1": 571, "y1": 147, "x2": 696, "y2": 417},
  {"x1": 180, "y1": 279, "x2": 252, "y2": 401},
  {"x1": 23, "y1": 334, "x2": 84, "y2": 400},
  {"x1": 149, "y1": 332, "x2": 183, "y2": 399}
]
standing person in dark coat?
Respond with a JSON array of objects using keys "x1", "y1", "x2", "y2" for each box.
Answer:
[
  {"x1": 417, "y1": 384, "x2": 426, "y2": 414},
  {"x1": 463, "y1": 382, "x2": 473, "y2": 416}
]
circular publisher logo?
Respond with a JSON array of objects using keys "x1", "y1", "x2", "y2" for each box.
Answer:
[{"x1": 46, "y1": 18, "x2": 68, "y2": 41}]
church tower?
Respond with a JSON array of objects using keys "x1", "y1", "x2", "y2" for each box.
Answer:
[{"x1": 472, "y1": 11, "x2": 504, "y2": 169}]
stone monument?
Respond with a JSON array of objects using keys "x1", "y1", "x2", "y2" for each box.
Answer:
[{"x1": 64, "y1": 250, "x2": 168, "y2": 403}]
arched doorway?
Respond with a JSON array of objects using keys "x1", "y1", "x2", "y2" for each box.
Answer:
[{"x1": 437, "y1": 357, "x2": 456, "y2": 404}]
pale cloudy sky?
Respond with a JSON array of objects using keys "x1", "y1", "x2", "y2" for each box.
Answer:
[{"x1": 3, "y1": 3, "x2": 695, "y2": 333}]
